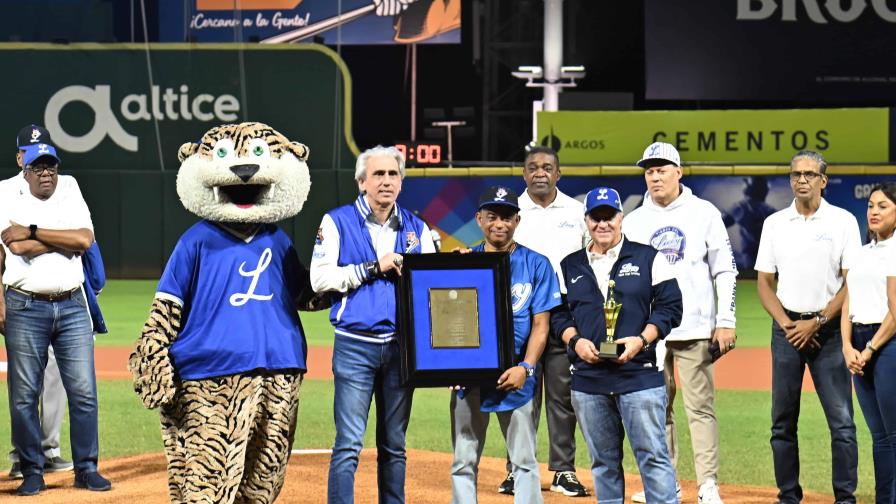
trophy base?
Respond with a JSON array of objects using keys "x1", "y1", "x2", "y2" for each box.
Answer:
[{"x1": 598, "y1": 341, "x2": 622, "y2": 360}]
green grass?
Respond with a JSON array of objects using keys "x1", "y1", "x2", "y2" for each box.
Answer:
[{"x1": 0, "y1": 380, "x2": 874, "y2": 501}]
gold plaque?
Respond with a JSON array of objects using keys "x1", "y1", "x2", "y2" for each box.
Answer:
[{"x1": 429, "y1": 288, "x2": 480, "y2": 348}]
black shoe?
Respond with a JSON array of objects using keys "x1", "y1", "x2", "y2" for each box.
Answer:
[
  {"x1": 550, "y1": 471, "x2": 589, "y2": 497},
  {"x1": 44, "y1": 456, "x2": 74, "y2": 473},
  {"x1": 74, "y1": 471, "x2": 111, "y2": 492},
  {"x1": 497, "y1": 472, "x2": 515, "y2": 495},
  {"x1": 8, "y1": 462, "x2": 23, "y2": 480},
  {"x1": 16, "y1": 474, "x2": 46, "y2": 496}
]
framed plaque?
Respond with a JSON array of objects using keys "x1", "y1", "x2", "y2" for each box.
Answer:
[{"x1": 397, "y1": 252, "x2": 514, "y2": 387}]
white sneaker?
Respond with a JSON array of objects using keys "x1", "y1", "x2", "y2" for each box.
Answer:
[
  {"x1": 698, "y1": 478, "x2": 723, "y2": 504},
  {"x1": 632, "y1": 482, "x2": 681, "y2": 503}
]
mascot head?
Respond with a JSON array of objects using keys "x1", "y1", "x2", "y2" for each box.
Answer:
[{"x1": 176, "y1": 122, "x2": 311, "y2": 223}]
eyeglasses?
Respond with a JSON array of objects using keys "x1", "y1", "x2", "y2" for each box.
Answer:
[
  {"x1": 26, "y1": 164, "x2": 58, "y2": 175},
  {"x1": 789, "y1": 170, "x2": 823, "y2": 181}
]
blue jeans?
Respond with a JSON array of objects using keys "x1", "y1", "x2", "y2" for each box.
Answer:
[
  {"x1": 3, "y1": 288, "x2": 98, "y2": 476},
  {"x1": 851, "y1": 324, "x2": 896, "y2": 504},
  {"x1": 572, "y1": 386, "x2": 678, "y2": 504},
  {"x1": 327, "y1": 336, "x2": 413, "y2": 504},
  {"x1": 770, "y1": 321, "x2": 857, "y2": 503}
]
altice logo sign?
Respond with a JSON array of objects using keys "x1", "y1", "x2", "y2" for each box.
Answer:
[{"x1": 44, "y1": 85, "x2": 241, "y2": 153}]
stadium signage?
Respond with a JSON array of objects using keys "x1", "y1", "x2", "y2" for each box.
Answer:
[
  {"x1": 536, "y1": 108, "x2": 888, "y2": 164},
  {"x1": 736, "y1": 0, "x2": 896, "y2": 23}
]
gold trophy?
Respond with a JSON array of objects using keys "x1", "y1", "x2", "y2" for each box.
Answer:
[{"x1": 599, "y1": 280, "x2": 623, "y2": 359}]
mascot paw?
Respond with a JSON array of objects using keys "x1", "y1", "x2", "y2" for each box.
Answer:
[{"x1": 129, "y1": 347, "x2": 177, "y2": 409}]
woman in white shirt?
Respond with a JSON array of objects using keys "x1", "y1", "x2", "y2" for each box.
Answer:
[{"x1": 842, "y1": 181, "x2": 896, "y2": 504}]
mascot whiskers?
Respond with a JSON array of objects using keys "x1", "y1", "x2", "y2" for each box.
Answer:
[{"x1": 129, "y1": 122, "x2": 317, "y2": 503}]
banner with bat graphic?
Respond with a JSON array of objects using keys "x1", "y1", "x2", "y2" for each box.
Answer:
[{"x1": 159, "y1": 0, "x2": 461, "y2": 44}]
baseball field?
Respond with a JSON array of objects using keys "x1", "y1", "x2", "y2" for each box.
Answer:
[{"x1": 0, "y1": 279, "x2": 877, "y2": 502}]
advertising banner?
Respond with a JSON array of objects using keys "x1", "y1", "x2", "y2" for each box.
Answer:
[
  {"x1": 645, "y1": 0, "x2": 896, "y2": 101},
  {"x1": 536, "y1": 109, "x2": 889, "y2": 164},
  {"x1": 159, "y1": 0, "x2": 460, "y2": 44},
  {"x1": 0, "y1": 44, "x2": 358, "y2": 171},
  {"x1": 400, "y1": 173, "x2": 896, "y2": 273}
]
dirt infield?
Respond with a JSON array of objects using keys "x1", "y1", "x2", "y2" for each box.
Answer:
[
  {"x1": 0, "y1": 449, "x2": 831, "y2": 503},
  {"x1": 0, "y1": 346, "x2": 818, "y2": 391}
]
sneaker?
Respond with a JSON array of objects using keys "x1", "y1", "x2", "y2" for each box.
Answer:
[
  {"x1": 44, "y1": 456, "x2": 74, "y2": 473},
  {"x1": 497, "y1": 472, "x2": 514, "y2": 495},
  {"x1": 550, "y1": 471, "x2": 589, "y2": 497},
  {"x1": 632, "y1": 482, "x2": 682, "y2": 503},
  {"x1": 698, "y1": 478, "x2": 723, "y2": 504},
  {"x1": 8, "y1": 462, "x2": 23, "y2": 480},
  {"x1": 74, "y1": 470, "x2": 112, "y2": 492},
  {"x1": 16, "y1": 474, "x2": 46, "y2": 496}
]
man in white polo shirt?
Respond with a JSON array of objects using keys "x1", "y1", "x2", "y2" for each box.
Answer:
[
  {"x1": 0, "y1": 143, "x2": 111, "y2": 496},
  {"x1": 755, "y1": 150, "x2": 859, "y2": 504},
  {"x1": 511, "y1": 145, "x2": 589, "y2": 497},
  {"x1": 624, "y1": 142, "x2": 737, "y2": 504}
]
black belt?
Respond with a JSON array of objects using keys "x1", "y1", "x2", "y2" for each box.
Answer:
[
  {"x1": 7, "y1": 286, "x2": 79, "y2": 302},
  {"x1": 784, "y1": 309, "x2": 839, "y2": 326}
]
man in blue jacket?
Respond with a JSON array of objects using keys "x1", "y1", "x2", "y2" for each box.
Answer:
[
  {"x1": 450, "y1": 186, "x2": 561, "y2": 504},
  {"x1": 552, "y1": 187, "x2": 683, "y2": 504},
  {"x1": 310, "y1": 145, "x2": 436, "y2": 504}
]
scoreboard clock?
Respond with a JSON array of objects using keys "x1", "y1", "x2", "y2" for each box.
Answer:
[{"x1": 394, "y1": 142, "x2": 443, "y2": 166}]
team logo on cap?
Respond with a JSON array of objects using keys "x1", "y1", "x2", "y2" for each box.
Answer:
[
  {"x1": 647, "y1": 142, "x2": 661, "y2": 157},
  {"x1": 30, "y1": 129, "x2": 42, "y2": 143},
  {"x1": 495, "y1": 187, "x2": 508, "y2": 201},
  {"x1": 405, "y1": 231, "x2": 419, "y2": 253},
  {"x1": 37, "y1": 143, "x2": 50, "y2": 154},
  {"x1": 650, "y1": 226, "x2": 686, "y2": 265}
]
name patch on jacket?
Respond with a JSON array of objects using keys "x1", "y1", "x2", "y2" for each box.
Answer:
[
  {"x1": 405, "y1": 231, "x2": 420, "y2": 252},
  {"x1": 650, "y1": 226, "x2": 686, "y2": 265},
  {"x1": 618, "y1": 262, "x2": 640, "y2": 277}
]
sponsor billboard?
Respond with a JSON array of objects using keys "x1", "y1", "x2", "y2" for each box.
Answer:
[
  {"x1": 159, "y1": 0, "x2": 460, "y2": 44},
  {"x1": 645, "y1": 0, "x2": 896, "y2": 101},
  {"x1": 400, "y1": 172, "x2": 896, "y2": 273},
  {"x1": 0, "y1": 44, "x2": 358, "y2": 171},
  {"x1": 536, "y1": 109, "x2": 889, "y2": 164}
]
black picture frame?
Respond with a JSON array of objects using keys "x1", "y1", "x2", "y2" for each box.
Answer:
[{"x1": 397, "y1": 252, "x2": 514, "y2": 387}]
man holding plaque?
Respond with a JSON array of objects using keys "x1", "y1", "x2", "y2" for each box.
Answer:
[
  {"x1": 450, "y1": 186, "x2": 561, "y2": 504},
  {"x1": 310, "y1": 145, "x2": 437, "y2": 504},
  {"x1": 510, "y1": 145, "x2": 589, "y2": 497},
  {"x1": 553, "y1": 186, "x2": 683, "y2": 504},
  {"x1": 624, "y1": 141, "x2": 737, "y2": 504}
]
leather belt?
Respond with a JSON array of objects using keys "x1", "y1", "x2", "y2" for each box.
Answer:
[
  {"x1": 7, "y1": 286, "x2": 79, "y2": 302},
  {"x1": 784, "y1": 309, "x2": 820, "y2": 321}
]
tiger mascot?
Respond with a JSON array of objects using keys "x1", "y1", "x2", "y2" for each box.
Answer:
[{"x1": 128, "y1": 122, "x2": 315, "y2": 503}]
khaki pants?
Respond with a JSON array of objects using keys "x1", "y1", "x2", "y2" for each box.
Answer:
[{"x1": 662, "y1": 339, "x2": 719, "y2": 486}]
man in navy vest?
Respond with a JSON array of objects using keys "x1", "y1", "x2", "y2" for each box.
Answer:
[
  {"x1": 552, "y1": 186, "x2": 683, "y2": 504},
  {"x1": 311, "y1": 145, "x2": 436, "y2": 504}
]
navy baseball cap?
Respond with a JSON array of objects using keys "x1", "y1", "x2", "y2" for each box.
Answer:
[
  {"x1": 22, "y1": 143, "x2": 60, "y2": 167},
  {"x1": 477, "y1": 186, "x2": 519, "y2": 211},
  {"x1": 17, "y1": 124, "x2": 53, "y2": 150},
  {"x1": 584, "y1": 187, "x2": 623, "y2": 214}
]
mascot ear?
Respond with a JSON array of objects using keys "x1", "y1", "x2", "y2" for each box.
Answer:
[
  {"x1": 178, "y1": 142, "x2": 200, "y2": 163},
  {"x1": 287, "y1": 141, "x2": 310, "y2": 162}
]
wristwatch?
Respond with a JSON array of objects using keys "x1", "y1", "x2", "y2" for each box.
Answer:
[
  {"x1": 28, "y1": 224, "x2": 37, "y2": 240},
  {"x1": 866, "y1": 341, "x2": 878, "y2": 353},
  {"x1": 637, "y1": 334, "x2": 650, "y2": 351},
  {"x1": 815, "y1": 313, "x2": 828, "y2": 327},
  {"x1": 518, "y1": 361, "x2": 535, "y2": 377},
  {"x1": 567, "y1": 334, "x2": 583, "y2": 351},
  {"x1": 363, "y1": 260, "x2": 380, "y2": 280}
]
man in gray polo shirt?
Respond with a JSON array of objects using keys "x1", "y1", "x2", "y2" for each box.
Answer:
[{"x1": 755, "y1": 150, "x2": 860, "y2": 504}]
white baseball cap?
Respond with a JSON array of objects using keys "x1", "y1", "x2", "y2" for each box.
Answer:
[{"x1": 637, "y1": 142, "x2": 681, "y2": 168}]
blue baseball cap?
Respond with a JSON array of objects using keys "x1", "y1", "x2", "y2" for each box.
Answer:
[
  {"x1": 477, "y1": 185, "x2": 519, "y2": 212},
  {"x1": 584, "y1": 187, "x2": 623, "y2": 214},
  {"x1": 22, "y1": 143, "x2": 60, "y2": 168}
]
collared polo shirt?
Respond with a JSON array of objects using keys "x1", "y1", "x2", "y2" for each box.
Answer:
[
  {"x1": 755, "y1": 198, "x2": 861, "y2": 313},
  {"x1": 515, "y1": 189, "x2": 588, "y2": 293},
  {"x1": 845, "y1": 236, "x2": 895, "y2": 324}
]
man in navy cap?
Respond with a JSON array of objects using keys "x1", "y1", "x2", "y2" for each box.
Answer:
[
  {"x1": 450, "y1": 186, "x2": 561, "y2": 504},
  {"x1": 552, "y1": 186, "x2": 683, "y2": 504},
  {"x1": 0, "y1": 142, "x2": 111, "y2": 495}
]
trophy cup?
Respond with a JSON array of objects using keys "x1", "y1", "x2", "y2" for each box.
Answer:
[{"x1": 599, "y1": 280, "x2": 623, "y2": 359}]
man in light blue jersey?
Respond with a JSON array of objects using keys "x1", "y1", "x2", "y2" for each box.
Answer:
[
  {"x1": 450, "y1": 186, "x2": 561, "y2": 504},
  {"x1": 310, "y1": 145, "x2": 436, "y2": 504}
]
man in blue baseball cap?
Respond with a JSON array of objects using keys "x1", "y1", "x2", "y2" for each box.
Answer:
[
  {"x1": 552, "y1": 186, "x2": 683, "y2": 504},
  {"x1": 1, "y1": 132, "x2": 111, "y2": 495}
]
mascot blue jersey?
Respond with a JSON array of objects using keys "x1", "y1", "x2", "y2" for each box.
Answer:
[
  {"x1": 158, "y1": 221, "x2": 308, "y2": 380},
  {"x1": 470, "y1": 243, "x2": 561, "y2": 412}
]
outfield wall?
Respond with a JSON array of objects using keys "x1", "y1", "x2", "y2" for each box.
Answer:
[{"x1": 78, "y1": 166, "x2": 896, "y2": 278}]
